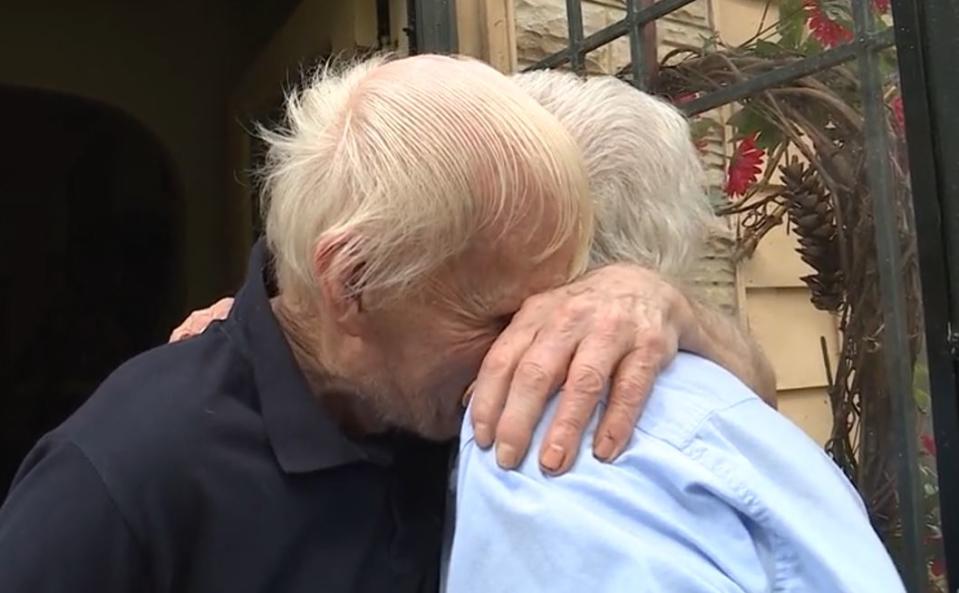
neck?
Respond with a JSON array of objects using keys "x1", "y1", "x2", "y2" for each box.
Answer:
[{"x1": 271, "y1": 296, "x2": 389, "y2": 436}]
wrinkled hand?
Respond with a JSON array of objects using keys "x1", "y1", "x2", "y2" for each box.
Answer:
[
  {"x1": 168, "y1": 297, "x2": 234, "y2": 342},
  {"x1": 470, "y1": 263, "x2": 698, "y2": 475}
]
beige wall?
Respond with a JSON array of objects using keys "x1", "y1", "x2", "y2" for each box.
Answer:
[
  {"x1": 458, "y1": 0, "x2": 518, "y2": 71},
  {"x1": 711, "y1": 0, "x2": 838, "y2": 445},
  {"x1": 713, "y1": 0, "x2": 776, "y2": 45}
]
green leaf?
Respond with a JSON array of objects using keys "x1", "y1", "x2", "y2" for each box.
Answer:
[
  {"x1": 915, "y1": 387, "x2": 931, "y2": 414},
  {"x1": 777, "y1": 0, "x2": 807, "y2": 50},
  {"x1": 754, "y1": 40, "x2": 783, "y2": 58},
  {"x1": 727, "y1": 105, "x2": 784, "y2": 152},
  {"x1": 726, "y1": 105, "x2": 758, "y2": 130},
  {"x1": 700, "y1": 32, "x2": 719, "y2": 53},
  {"x1": 755, "y1": 132, "x2": 784, "y2": 152},
  {"x1": 878, "y1": 48, "x2": 899, "y2": 80},
  {"x1": 914, "y1": 360, "x2": 931, "y2": 413},
  {"x1": 800, "y1": 36, "x2": 824, "y2": 55}
]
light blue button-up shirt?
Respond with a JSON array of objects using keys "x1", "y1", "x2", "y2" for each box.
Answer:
[{"x1": 446, "y1": 353, "x2": 905, "y2": 592}]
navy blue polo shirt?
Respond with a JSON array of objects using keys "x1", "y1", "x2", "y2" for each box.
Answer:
[{"x1": 0, "y1": 241, "x2": 452, "y2": 593}]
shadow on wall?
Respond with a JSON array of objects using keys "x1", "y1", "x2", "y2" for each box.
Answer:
[{"x1": 0, "y1": 85, "x2": 184, "y2": 493}]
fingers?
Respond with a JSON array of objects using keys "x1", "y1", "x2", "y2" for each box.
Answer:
[
  {"x1": 592, "y1": 340, "x2": 670, "y2": 463},
  {"x1": 169, "y1": 326, "x2": 193, "y2": 342},
  {"x1": 467, "y1": 265, "x2": 689, "y2": 475},
  {"x1": 470, "y1": 325, "x2": 537, "y2": 450},
  {"x1": 169, "y1": 310, "x2": 210, "y2": 343},
  {"x1": 209, "y1": 297, "x2": 234, "y2": 320},
  {"x1": 492, "y1": 332, "x2": 577, "y2": 469},
  {"x1": 539, "y1": 329, "x2": 627, "y2": 474},
  {"x1": 168, "y1": 298, "x2": 236, "y2": 343}
]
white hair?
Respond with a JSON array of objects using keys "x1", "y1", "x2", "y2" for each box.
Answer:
[
  {"x1": 259, "y1": 55, "x2": 592, "y2": 306},
  {"x1": 512, "y1": 71, "x2": 716, "y2": 279}
]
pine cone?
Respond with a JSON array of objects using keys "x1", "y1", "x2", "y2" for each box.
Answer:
[{"x1": 780, "y1": 157, "x2": 844, "y2": 312}]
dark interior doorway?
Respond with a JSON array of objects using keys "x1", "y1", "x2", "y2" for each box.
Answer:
[{"x1": 0, "y1": 86, "x2": 183, "y2": 493}]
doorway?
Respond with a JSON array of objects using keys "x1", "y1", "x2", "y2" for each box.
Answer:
[{"x1": 0, "y1": 86, "x2": 184, "y2": 492}]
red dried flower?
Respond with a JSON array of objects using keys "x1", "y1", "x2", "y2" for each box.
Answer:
[
  {"x1": 803, "y1": 0, "x2": 854, "y2": 48},
  {"x1": 921, "y1": 433, "x2": 937, "y2": 457},
  {"x1": 873, "y1": 0, "x2": 891, "y2": 14},
  {"x1": 725, "y1": 134, "x2": 765, "y2": 197},
  {"x1": 890, "y1": 93, "x2": 905, "y2": 134},
  {"x1": 930, "y1": 558, "x2": 945, "y2": 578}
]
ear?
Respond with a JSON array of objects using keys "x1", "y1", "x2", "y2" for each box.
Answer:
[{"x1": 312, "y1": 232, "x2": 368, "y2": 337}]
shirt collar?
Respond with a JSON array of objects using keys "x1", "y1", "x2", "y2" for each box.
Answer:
[{"x1": 228, "y1": 239, "x2": 375, "y2": 473}]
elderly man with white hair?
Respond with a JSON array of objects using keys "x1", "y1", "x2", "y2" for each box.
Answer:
[
  {"x1": 446, "y1": 72, "x2": 905, "y2": 593},
  {"x1": 0, "y1": 54, "x2": 598, "y2": 593}
]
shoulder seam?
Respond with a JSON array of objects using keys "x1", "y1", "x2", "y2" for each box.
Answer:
[
  {"x1": 637, "y1": 396, "x2": 759, "y2": 450},
  {"x1": 218, "y1": 319, "x2": 251, "y2": 361},
  {"x1": 681, "y1": 438, "x2": 798, "y2": 592},
  {"x1": 60, "y1": 439, "x2": 153, "y2": 583}
]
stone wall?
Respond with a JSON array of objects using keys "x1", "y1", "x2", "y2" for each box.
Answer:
[
  {"x1": 514, "y1": 0, "x2": 739, "y2": 314},
  {"x1": 515, "y1": 0, "x2": 713, "y2": 72}
]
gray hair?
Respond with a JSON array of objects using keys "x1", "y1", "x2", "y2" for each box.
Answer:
[{"x1": 513, "y1": 70, "x2": 716, "y2": 279}]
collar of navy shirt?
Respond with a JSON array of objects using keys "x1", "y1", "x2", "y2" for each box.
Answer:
[{"x1": 227, "y1": 238, "x2": 395, "y2": 473}]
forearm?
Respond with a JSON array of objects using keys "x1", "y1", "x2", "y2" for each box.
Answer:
[{"x1": 679, "y1": 297, "x2": 778, "y2": 407}]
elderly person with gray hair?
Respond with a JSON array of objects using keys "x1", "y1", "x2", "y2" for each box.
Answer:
[
  {"x1": 447, "y1": 72, "x2": 904, "y2": 593},
  {"x1": 0, "y1": 54, "x2": 598, "y2": 593}
]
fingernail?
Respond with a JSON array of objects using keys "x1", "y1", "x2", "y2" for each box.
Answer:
[
  {"x1": 496, "y1": 443, "x2": 519, "y2": 469},
  {"x1": 594, "y1": 434, "x2": 618, "y2": 462},
  {"x1": 474, "y1": 422, "x2": 492, "y2": 448},
  {"x1": 540, "y1": 444, "x2": 566, "y2": 474}
]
